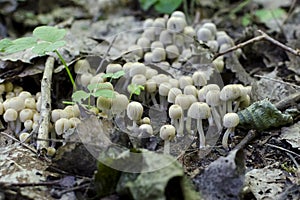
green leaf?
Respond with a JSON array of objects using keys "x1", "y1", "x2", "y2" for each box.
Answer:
[
  {"x1": 87, "y1": 82, "x2": 113, "y2": 92},
  {"x1": 154, "y1": 0, "x2": 183, "y2": 14},
  {"x1": 128, "y1": 83, "x2": 144, "y2": 96},
  {"x1": 0, "y1": 38, "x2": 13, "y2": 52},
  {"x1": 5, "y1": 37, "x2": 37, "y2": 53},
  {"x1": 93, "y1": 89, "x2": 115, "y2": 98},
  {"x1": 45, "y1": 40, "x2": 66, "y2": 52},
  {"x1": 139, "y1": 0, "x2": 158, "y2": 10},
  {"x1": 254, "y1": 8, "x2": 286, "y2": 24},
  {"x1": 72, "y1": 90, "x2": 90, "y2": 103},
  {"x1": 242, "y1": 14, "x2": 251, "y2": 27},
  {"x1": 111, "y1": 70, "x2": 125, "y2": 79},
  {"x1": 102, "y1": 73, "x2": 114, "y2": 79},
  {"x1": 33, "y1": 26, "x2": 66, "y2": 43},
  {"x1": 31, "y1": 42, "x2": 50, "y2": 55}
]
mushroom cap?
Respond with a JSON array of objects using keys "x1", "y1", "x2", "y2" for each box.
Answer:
[
  {"x1": 18, "y1": 91, "x2": 32, "y2": 100},
  {"x1": 19, "y1": 132, "x2": 30, "y2": 143},
  {"x1": 223, "y1": 112, "x2": 239, "y2": 128},
  {"x1": 74, "y1": 59, "x2": 91, "y2": 74},
  {"x1": 127, "y1": 101, "x2": 143, "y2": 121},
  {"x1": 168, "y1": 78, "x2": 179, "y2": 88},
  {"x1": 152, "y1": 74, "x2": 170, "y2": 86},
  {"x1": 13, "y1": 86, "x2": 23, "y2": 95},
  {"x1": 179, "y1": 76, "x2": 193, "y2": 89},
  {"x1": 165, "y1": 45, "x2": 180, "y2": 59},
  {"x1": 55, "y1": 118, "x2": 71, "y2": 135},
  {"x1": 69, "y1": 117, "x2": 81, "y2": 128},
  {"x1": 139, "y1": 124, "x2": 153, "y2": 136},
  {"x1": 97, "y1": 96, "x2": 112, "y2": 110},
  {"x1": 90, "y1": 73, "x2": 105, "y2": 84},
  {"x1": 24, "y1": 97, "x2": 36, "y2": 109},
  {"x1": 129, "y1": 62, "x2": 146, "y2": 77},
  {"x1": 202, "y1": 22, "x2": 217, "y2": 37},
  {"x1": 167, "y1": 87, "x2": 182, "y2": 103},
  {"x1": 206, "y1": 90, "x2": 221, "y2": 106},
  {"x1": 4, "y1": 81, "x2": 13, "y2": 93},
  {"x1": 160, "y1": 124, "x2": 176, "y2": 141},
  {"x1": 4, "y1": 96, "x2": 25, "y2": 111},
  {"x1": 197, "y1": 27, "x2": 213, "y2": 42},
  {"x1": 3, "y1": 108, "x2": 18, "y2": 122},
  {"x1": 127, "y1": 44, "x2": 144, "y2": 58},
  {"x1": 207, "y1": 40, "x2": 219, "y2": 52},
  {"x1": 192, "y1": 71, "x2": 207, "y2": 87},
  {"x1": 167, "y1": 16, "x2": 187, "y2": 33},
  {"x1": 137, "y1": 37, "x2": 151, "y2": 51},
  {"x1": 19, "y1": 108, "x2": 34, "y2": 122},
  {"x1": 175, "y1": 94, "x2": 191, "y2": 110},
  {"x1": 159, "y1": 30, "x2": 173, "y2": 46},
  {"x1": 145, "y1": 68, "x2": 158, "y2": 79},
  {"x1": 159, "y1": 82, "x2": 172, "y2": 97},
  {"x1": 171, "y1": 11, "x2": 186, "y2": 19},
  {"x1": 80, "y1": 72, "x2": 93, "y2": 87},
  {"x1": 131, "y1": 74, "x2": 147, "y2": 86},
  {"x1": 183, "y1": 85, "x2": 198, "y2": 97},
  {"x1": 143, "y1": 18, "x2": 154, "y2": 29},
  {"x1": 24, "y1": 119, "x2": 33, "y2": 130},
  {"x1": 153, "y1": 17, "x2": 166, "y2": 35},
  {"x1": 51, "y1": 109, "x2": 63, "y2": 123},
  {"x1": 152, "y1": 48, "x2": 166, "y2": 63},
  {"x1": 144, "y1": 52, "x2": 153, "y2": 63},
  {"x1": 187, "y1": 102, "x2": 211, "y2": 119},
  {"x1": 198, "y1": 84, "x2": 220, "y2": 102},
  {"x1": 220, "y1": 84, "x2": 241, "y2": 101},
  {"x1": 150, "y1": 41, "x2": 164, "y2": 51},
  {"x1": 111, "y1": 93, "x2": 129, "y2": 114},
  {"x1": 142, "y1": 28, "x2": 156, "y2": 41},
  {"x1": 169, "y1": 104, "x2": 183, "y2": 119},
  {"x1": 183, "y1": 26, "x2": 196, "y2": 43},
  {"x1": 145, "y1": 79, "x2": 157, "y2": 93},
  {"x1": 106, "y1": 63, "x2": 123, "y2": 74}
]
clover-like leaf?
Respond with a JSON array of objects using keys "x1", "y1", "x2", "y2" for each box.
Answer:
[
  {"x1": 33, "y1": 26, "x2": 66, "y2": 43},
  {"x1": 4, "y1": 37, "x2": 37, "y2": 53},
  {"x1": 93, "y1": 89, "x2": 115, "y2": 98},
  {"x1": 0, "y1": 38, "x2": 13, "y2": 52},
  {"x1": 111, "y1": 70, "x2": 125, "y2": 79},
  {"x1": 72, "y1": 90, "x2": 90, "y2": 103},
  {"x1": 128, "y1": 83, "x2": 144, "y2": 96},
  {"x1": 102, "y1": 73, "x2": 114, "y2": 79}
]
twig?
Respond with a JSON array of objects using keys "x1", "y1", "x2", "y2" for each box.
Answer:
[
  {"x1": 213, "y1": 29, "x2": 300, "y2": 60},
  {"x1": 266, "y1": 143, "x2": 300, "y2": 159},
  {"x1": 96, "y1": 35, "x2": 118, "y2": 74},
  {"x1": 275, "y1": 92, "x2": 300, "y2": 110},
  {"x1": 254, "y1": 74, "x2": 300, "y2": 89},
  {"x1": 0, "y1": 131, "x2": 37, "y2": 154},
  {"x1": 233, "y1": 130, "x2": 257, "y2": 150},
  {"x1": 37, "y1": 56, "x2": 54, "y2": 152}
]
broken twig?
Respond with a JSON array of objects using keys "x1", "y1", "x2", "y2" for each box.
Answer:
[
  {"x1": 37, "y1": 56, "x2": 54, "y2": 152},
  {"x1": 213, "y1": 29, "x2": 300, "y2": 60}
]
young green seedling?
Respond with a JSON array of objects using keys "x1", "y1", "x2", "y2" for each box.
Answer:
[
  {"x1": 127, "y1": 83, "x2": 145, "y2": 100},
  {"x1": 102, "y1": 70, "x2": 125, "y2": 82},
  {"x1": 0, "y1": 26, "x2": 76, "y2": 90}
]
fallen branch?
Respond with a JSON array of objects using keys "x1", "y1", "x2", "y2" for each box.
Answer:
[
  {"x1": 37, "y1": 56, "x2": 54, "y2": 153},
  {"x1": 213, "y1": 29, "x2": 300, "y2": 60}
]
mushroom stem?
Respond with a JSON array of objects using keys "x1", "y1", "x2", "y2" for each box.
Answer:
[
  {"x1": 164, "y1": 140, "x2": 170, "y2": 154},
  {"x1": 211, "y1": 108, "x2": 222, "y2": 132},
  {"x1": 178, "y1": 115, "x2": 184, "y2": 137},
  {"x1": 185, "y1": 116, "x2": 192, "y2": 135},
  {"x1": 197, "y1": 119, "x2": 205, "y2": 148},
  {"x1": 15, "y1": 117, "x2": 22, "y2": 135},
  {"x1": 222, "y1": 127, "x2": 234, "y2": 150}
]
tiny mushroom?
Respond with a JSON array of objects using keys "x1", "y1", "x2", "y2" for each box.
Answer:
[
  {"x1": 159, "y1": 124, "x2": 176, "y2": 154},
  {"x1": 158, "y1": 82, "x2": 172, "y2": 109},
  {"x1": 219, "y1": 84, "x2": 241, "y2": 114},
  {"x1": 55, "y1": 118, "x2": 71, "y2": 136},
  {"x1": 186, "y1": 102, "x2": 211, "y2": 148},
  {"x1": 206, "y1": 90, "x2": 222, "y2": 131},
  {"x1": 168, "y1": 104, "x2": 184, "y2": 137},
  {"x1": 126, "y1": 101, "x2": 144, "y2": 130},
  {"x1": 222, "y1": 112, "x2": 239, "y2": 150},
  {"x1": 19, "y1": 132, "x2": 30, "y2": 143},
  {"x1": 3, "y1": 108, "x2": 18, "y2": 133}
]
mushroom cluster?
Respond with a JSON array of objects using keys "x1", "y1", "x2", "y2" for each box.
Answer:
[{"x1": 69, "y1": 11, "x2": 251, "y2": 152}]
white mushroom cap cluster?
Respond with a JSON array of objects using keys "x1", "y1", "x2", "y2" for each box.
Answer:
[{"x1": 0, "y1": 82, "x2": 42, "y2": 137}]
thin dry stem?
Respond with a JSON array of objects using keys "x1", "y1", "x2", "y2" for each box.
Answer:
[{"x1": 37, "y1": 56, "x2": 54, "y2": 152}]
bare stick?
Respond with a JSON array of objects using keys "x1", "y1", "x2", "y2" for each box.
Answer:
[
  {"x1": 257, "y1": 30, "x2": 300, "y2": 56},
  {"x1": 213, "y1": 29, "x2": 300, "y2": 60},
  {"x1": 37, "y1": 56, "x2": 54, "y2": 152},
  {"x1": 0, "y1": 131, "x2": 37, "y2": 154},
  {"x1": 266, "y1": 143, "x2": 300, "y2": 159},
  {"x1": 96, "y1": 35, "x2": 118, "y2": 74},
  {"x1": 233, "y1": 130, "x2": 257, "y2": 150},
  {"x1": 275, "y1": 92, "x2": 300, "y2": 110},
  {"x1": 254, "y1": 74, "x2": 300, "y2": 89}
]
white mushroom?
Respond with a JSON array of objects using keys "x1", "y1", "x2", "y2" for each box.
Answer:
[
  {"x1": 222, "y1": 113, "x2": 239, "y2": 150},
  {"x1": 160, "y1": 124, "x2": 176, "y2": 154}
]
